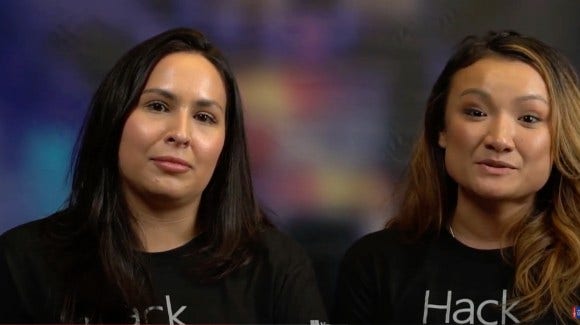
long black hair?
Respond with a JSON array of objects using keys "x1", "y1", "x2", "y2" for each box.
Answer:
[{"x1": 50, "y1": 28, "x2": 266, "y2": 321}]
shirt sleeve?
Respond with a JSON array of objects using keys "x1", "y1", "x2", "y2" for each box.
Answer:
[
  {"x1": 332, "y1": 238, "x2": 380, "y2": 324},
  {"x1": 0, "y1": 234, "x2": 32, "y2": 323},
  {"x1": 273, "y1": 240, "x2": 328, "y2": 324}
]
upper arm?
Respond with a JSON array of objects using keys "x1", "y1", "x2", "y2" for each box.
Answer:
[
  {"x1": 332, "y1": 241, "x2": 381, "y2": 324},
  {"x1": 270, "y1": 237, "x2": 328, "y2": 323},
  {"x1": 0, "y1": 236, "x2": 32, "y2": 323}
]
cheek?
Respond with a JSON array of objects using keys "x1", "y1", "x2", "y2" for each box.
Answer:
[
  {"x1": 523, "y1": 133, "x2": 551, "y2": 160},
  {"x1": 522, "y1": 132, "x2": 552, "y2": 179},
  {"x1": 444, "y1": 122, "x2": 480, "y2": 156},
  {"x1": 197, "y1": 132, "x2": 226, "y2": 164},
  {"x1": 118, "y1": 114, "x2": 151, "y2": 166},
  {"x1": 442, "y1": 122, "x2": 482, "y2": 181}
]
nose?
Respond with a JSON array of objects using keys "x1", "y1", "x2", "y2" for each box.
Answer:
[
  {"x1": 164, "y1": 111, "x2": 191, "y2": 147},
  {"x1": 483, "y1": 115, "x2": 515, "y2": 152}
]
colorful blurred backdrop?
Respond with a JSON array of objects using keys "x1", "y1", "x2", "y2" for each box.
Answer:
[{"x1": 1, "y1": 0, "x2": 578, "y2": 309}]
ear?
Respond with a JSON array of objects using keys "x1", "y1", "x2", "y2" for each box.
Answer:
[{"x1": 438, "y1": 130, "x2": 447, "y2": 148}]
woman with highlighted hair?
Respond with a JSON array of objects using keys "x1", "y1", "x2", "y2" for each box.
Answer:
[{"x1": 334, "y1": 31, "x2": 580, "y2": 324}]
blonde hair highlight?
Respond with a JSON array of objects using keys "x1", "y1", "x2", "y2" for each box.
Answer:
[{"x1": 388, "y1": 31, "x2": 580, "y2": 323}]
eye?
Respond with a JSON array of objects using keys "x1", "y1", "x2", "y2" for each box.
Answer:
[
  {"x1": 145, "y1": 101, "x2": 169, "y2": 112},
  {"x1": 194, "y1": 112, "x2": 217, "y2": 124},
  {"x1": 463, "y1": 107, "x2": 487, "y2": 118},
  {"x1": 519, "y1": 115, "x2": 541, "y2": 124}
]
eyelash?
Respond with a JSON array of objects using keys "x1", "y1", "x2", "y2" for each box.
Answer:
[
  {"x1": 146, "y1": 101, "x2": 169, "y2": 112},
  {"x1": 461, "y1": 106, "x2": 543, "y2": 128},
  {"x1": 463, "y1": 107, "x2": 486, "y2": 118},
  {"x1": 518, "y1": 114, "x2": 543, "y2": 128},
  {"x1": 194, "y1": 112, "x2": 217, "y2": 124},
  {"x1": 144, "y1": 102, "x2": 217, "y2": 124},
  {"x1": 518, "y1": 115, "x2": 541, "y2": 124}
]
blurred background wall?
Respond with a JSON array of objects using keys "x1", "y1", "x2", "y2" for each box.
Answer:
[{"x1": 1, "y1": 0, "x2": 578, "y2": 310}]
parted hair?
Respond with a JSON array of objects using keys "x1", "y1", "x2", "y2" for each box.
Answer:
[
  {"x1": 388, "y1": 31, "x2": 580, "y2": 323},
  {"x1": 51, "y1": 28, "x2": 266, "y2": 321}
]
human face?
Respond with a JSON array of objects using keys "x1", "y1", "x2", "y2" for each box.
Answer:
[
  {"x1": 438, "y1": 56, "x2": 552, "y2": 204},
  {"x1": 118, "y1": 52, "x2": 227, "y2": 208}
]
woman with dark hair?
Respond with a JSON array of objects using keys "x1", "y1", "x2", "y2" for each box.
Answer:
[
  {"x1": 0, "y1": 28, "x2": 326, "y2": 324},
  {"x1": 333, "y1": 31, "x2": 580, "y2": 324}
]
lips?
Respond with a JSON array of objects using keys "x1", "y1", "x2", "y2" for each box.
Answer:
[
  {"x1": 477, "y1": 159, "x2": 516, "y2": 169},
  {"x1": 151, "y1": 156, "x2": 192, "y2": 173}
]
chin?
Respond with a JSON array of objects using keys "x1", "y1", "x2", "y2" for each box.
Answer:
[
  {"x1": 476, "y1": 192, "x2": 513, "y2": 201},
  {"x1": 144, "y1": 186, "x2": 194, "y2": 201},
  {"x1": 463, "y1": 183, "x2": 513, "y2": 200},
  {"x1": 470, "y1": 186, "x2": 533, "y2": 203}
]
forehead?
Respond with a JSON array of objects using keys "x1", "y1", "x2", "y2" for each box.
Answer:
[
  {"x1": 143, "y1": 52, "x2": 227, "y2": 107},
  {"x1": 148, "y1": 52, "x2": 221, "y2": 81},
  {"x1": 447, "y1": 56, "x2": 549, "y2": 100}
]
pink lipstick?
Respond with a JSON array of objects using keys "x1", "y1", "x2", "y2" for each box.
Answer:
[{"x1": 151, "y1": 156, "x2": 192, "y2": 173}]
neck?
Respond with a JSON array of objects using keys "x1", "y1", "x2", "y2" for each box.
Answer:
[
  {"x1": 450, "y1": 189, "x2": 533, "y2": 249},
  {"x1": 125, "y1": 192, "x2": 200, "y2": 253}
]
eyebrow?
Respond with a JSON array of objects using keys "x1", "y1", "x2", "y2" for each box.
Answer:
[
  {"x1": 459, "y1": 88, "x2": 548, "y2": 105},
  {"x1": 196, "y1": 99, "x2": 225, "y2": 112},
  {"x1": 141, "y1": 88, "x2": 225, "y2": 111},
  {"x1": 142, "y1": 88, "x2": 176, "y2": 100},
  {"x1": 514, "y1": 94, "x2": 549, "y2": 105}
]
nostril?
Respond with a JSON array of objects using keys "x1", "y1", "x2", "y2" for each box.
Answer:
[
  {"x1": 165, "y1": 133, "x2": 190, "y2": 146},
  {"x1": 485, "y1": 141, "x2": 513, "y2": 153}
]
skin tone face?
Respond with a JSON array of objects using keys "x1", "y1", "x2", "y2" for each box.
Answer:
[
  {"x1": 118, "y1": 52, "x2": 227, "y2": 251},
  {"x1": 439, "y1": 56, "x2": 552, "y2": 248}
]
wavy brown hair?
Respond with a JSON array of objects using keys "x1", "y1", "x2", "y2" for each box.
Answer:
[{"x1": 388, "y1": 31, "x2": 580, "y2": 323}]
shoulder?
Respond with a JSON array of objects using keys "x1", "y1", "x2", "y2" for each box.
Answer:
[
  {"x1": 0, "y1": 212, "x2": 69, "y2": 267},
  {"x1": 255, "y1": 227, "x2": 328, "y2": 322},
  {"x1": 343, "y1": 228, "x2": 405, "y2": 256},
  {"x1": 0, "y1": 215, "x2": 57, "y2": 286},
  {"x1": 341, "y1": 228, "x2": 431, "y2": 266},
  {"x1": 259, "y1": 226, "x2": 304, "y2": 250},
  {"x1": 258, "y1": 227, "x2": 309, "y2": 256},
  {"x1": 0, "y1": 216, "x2": 52, "y2": 253},
  {"x1": 347, "y1": 228, "x2": 401, "y2": 250},
  {"x1": 0, "y1": 213, "x2": 74, "y2": 323},
  {"x1": 257, "y1": 227, "x2": 313, "y2": 268}
]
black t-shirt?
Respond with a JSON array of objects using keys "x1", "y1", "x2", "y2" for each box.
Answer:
[
  {"x1": 0, "y1": 216, "x2": 327, "y2": 324},
  {"x1": 332, "y1": 228, "x2": 560, "y2": 324}
]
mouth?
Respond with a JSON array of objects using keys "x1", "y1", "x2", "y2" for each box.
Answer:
[
  {"x1": 476, "y1": 159, "x2": 517, "y2": 169},
  {"x1": 151, "y1": 156, "x2": 192, "y2": 173}
]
